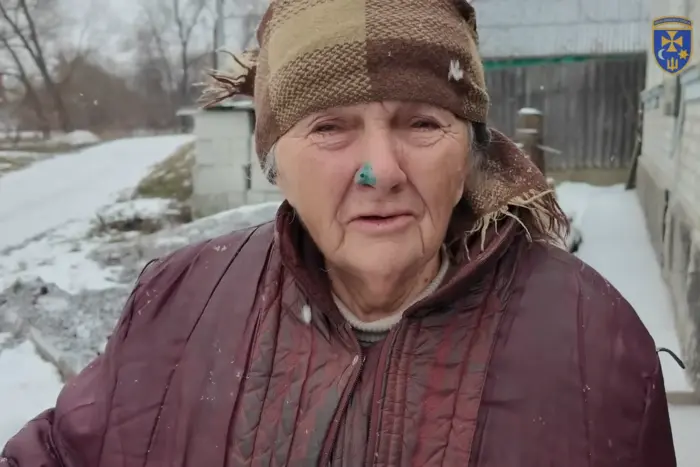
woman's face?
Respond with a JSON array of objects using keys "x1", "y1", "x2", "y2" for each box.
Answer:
[{"x1": 275, "y1": 101, "x2": 470, "y2": 279}]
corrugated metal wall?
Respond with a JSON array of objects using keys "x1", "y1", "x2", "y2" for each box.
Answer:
[
  {"x1": 485, "y1": 54, "x2": 647, "y2": 171},
  {"x1": 475, "y1": 0, "x2": 649, "y2": 58}
]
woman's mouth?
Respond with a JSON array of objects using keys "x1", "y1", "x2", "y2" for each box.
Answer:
[{"x1": 350, "y1": 214, "x2": 414, "y2": 234}]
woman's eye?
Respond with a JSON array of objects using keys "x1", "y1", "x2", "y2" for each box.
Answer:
[
  {"x1": 313, "y1": 123, "x2": 339, "y2": 134},
  {"x1": 411, "y1": 119, "x2": 441, "y2": 130}
]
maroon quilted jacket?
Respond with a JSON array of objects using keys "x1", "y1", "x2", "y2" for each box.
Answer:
[{"x1": 2, "y1": 204, "x2": 676, "y2": 466}]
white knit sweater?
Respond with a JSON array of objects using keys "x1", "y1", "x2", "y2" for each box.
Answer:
[{"x1": 333, "y1": 249, "x2": 450, "y2": 346}]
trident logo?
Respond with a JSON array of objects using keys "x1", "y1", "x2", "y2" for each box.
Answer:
[{"x1": 667, "y1": 57, "x2": 679, "y2": 71}]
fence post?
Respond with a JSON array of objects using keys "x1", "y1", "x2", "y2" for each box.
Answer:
[{"x1": 515, "y1": 108, "x2": 545, "y2": 175}]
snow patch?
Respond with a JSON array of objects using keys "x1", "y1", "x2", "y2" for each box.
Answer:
[
  {"x1": 301, "y1": 304, "x2": 312, "y2": 324},
  {"x1": 0, "y1": 200, "x2": 281, "y2": 374},
  {"x1": 518, "y1": 107, "x2": 543, "y2": 115},
  {"x1": 0, "y1": 135, "x2": 194, "y2": 251},
  {"x1": 556, "y1": 182, "x2": 692, "y2": 395},
  {"x1": 90, "y1": 201, "x2": 281, "y2": 281},
  {"x1": 669, "y1": 405, "x2": 700, "y2": 467},
  {"x1": 92, "y1": 198, "x2": 183, "y2": 234},
  {"x1": 51, "y1": 130, "x2": 100, "y2": 146},
  {"x1": 97, "y1": 198, "x2": 178, "y2": 222},
  {"x1": 0, "y1": 219, "x2": 119, "y2": 293},
  {"x1": 0, "y1": 340, "x2": 63, "y2": 448}
]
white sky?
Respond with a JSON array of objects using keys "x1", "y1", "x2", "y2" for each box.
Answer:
[
  {"x1": 54, "y1": 0, "x2": 139, "y2": 65},
  {"x1": 0, "y1": 0, "x2": 265, "y2": 79},
  {"x1": 57, "y1": 0, "x2": 259, "y2": 68}
]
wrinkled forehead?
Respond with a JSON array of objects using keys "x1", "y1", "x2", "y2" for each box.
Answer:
[{"x1": 296, "y1": 101, "x2": 462, "y2": 123}]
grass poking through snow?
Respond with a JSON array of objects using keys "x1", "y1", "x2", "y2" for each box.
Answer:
[
  {"x1": 133, "y1": 141, "x2": 195, "y2": 203},
  {"x1": 131, "y1": 141, "x2": 195, "y2": 224}
]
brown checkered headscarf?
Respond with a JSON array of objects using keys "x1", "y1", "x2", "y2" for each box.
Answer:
[{"x1": 201, "y1": 0, "x2": 568, "y2": 250}]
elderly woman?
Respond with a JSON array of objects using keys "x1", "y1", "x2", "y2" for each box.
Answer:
[{"x1": 3, "y1": 1, "x2": 676, "y2": 466}]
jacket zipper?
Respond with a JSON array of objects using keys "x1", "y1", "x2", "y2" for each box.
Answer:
[
  {"x1": 318, "y1": 324, "x2": 364, "y2": 466},
  {"x1": 363, "y1": 324, "x2": 402, "y2": 466}
]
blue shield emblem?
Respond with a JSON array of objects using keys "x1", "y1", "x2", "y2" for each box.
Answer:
[{"x1": 653, "y1": 16, "x2": 693, "y2": 74}]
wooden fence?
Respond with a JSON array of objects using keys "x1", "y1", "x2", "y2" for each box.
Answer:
[{"x1": 485, "y1": 54, "x2": 647, "y2": 171}]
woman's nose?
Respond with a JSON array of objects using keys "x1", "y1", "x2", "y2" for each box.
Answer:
[{"x1": 360, "y1": 129, "x2": 407, "y2": 192}]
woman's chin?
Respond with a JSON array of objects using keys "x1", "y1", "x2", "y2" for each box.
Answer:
[{"x1": 338, "y1": 238, "x2": 423, "y2": 276}]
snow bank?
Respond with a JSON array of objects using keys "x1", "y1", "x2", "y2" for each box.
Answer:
[
  {"x1": 93, "y1": 198, "x2": 183, "y2": 234},
  {"x1": 0, "y1": 338, "x2": 63, "y2": 447},
  {"x1": 556, "y1": 182, "x2": 619, "y2": 227},
  {"x1": 92, "y1": 201, "x2": 281, "y2": 283},
  {"x1": 0, "y1": 198, "x2": 204, "y2": 295},
  {"x1": 97, "y1": 198, "x2": 178, "y2": 222},
  {"x1": 0, "y1": 219, "x2": 121, "y2": 294},
  {"x1": 518, "y1": 107, "x2": 543, "y2": 116},
  {"x1": 556, "y1": 182, "x2": 615, "y2": 252},
  {"x1": 0, "y1": 135, "x2": 194, "y2": 251},
  {"x1": 0, "y1": 201, "x2": 280, "y2": 373},
  {"x1": 0, "y1": 280, "x2": 125, "y2": 374},
  {"x1": 51, "y1": 130, "x2": 100, "y2": 146}
]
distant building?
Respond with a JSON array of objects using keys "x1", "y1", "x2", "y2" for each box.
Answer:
[
  {"x1": 476, "y1": 0, "x2": 649, "y2": 59},
  {"x1": 476, "y1": 0, "x2": 650, "y2": 183},
  {"x1": 188, "y1": 98, "x2": 281, "y2": 218}
]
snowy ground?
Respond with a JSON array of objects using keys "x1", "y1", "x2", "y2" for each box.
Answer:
[
  {"x1": 0, "y1": 131, "x2": 103, "y2": 177},
  {"x1": 0, "y1": 130, "x2": 100, "y2": 148},
  {"x1": 0, "y1": 173, "x2": 698, "y2": 461},
  {"x1": 0, "y1": 334, "x2": 62, "y2": 447},
  {"x1": 0, "y1": 200, "x2": 280, "y2": 374},
  {"x1": 556, "y1": 183, "x2": 691, "y2": 397},
  {"x1": 0, "y1": 134, "x2": 195, "y2": 447},
  {"x1": 0, "y1": 150, "x2": 59, "y2": 177},
  {"x1": 0, "y1": 135, "x2": 193, "y2": 251}
]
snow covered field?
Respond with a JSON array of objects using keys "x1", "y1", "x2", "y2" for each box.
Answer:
[
  {"x1": 0, "y1": 335, "x2": 62, "y2": 447},
  {"x1": 0, "y1": 135, "x2": 193, "y2": 251},
  {"x1": 0, "y1": 149, "x2": 698, "y2": 462}
]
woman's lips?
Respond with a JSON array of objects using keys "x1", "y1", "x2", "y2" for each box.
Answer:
[{"x1": 349, "y1": 214, "x2": 414, "y2": 234}]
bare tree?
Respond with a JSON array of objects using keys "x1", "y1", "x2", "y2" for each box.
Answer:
[
  {"x1": 53, "y1": 55, "x2": 149, "y2": 133},
  {"x1": 0, "y1": 25, "x2": 51, "y2": 135},
  {"x1": 0, "y1": 0, "x2": 73, "y2": 132},
  {"x1": 129, "y1": 0, "x2": 265, "y2": 116},
  {"x1": 137, "y1": 0, "x2": 210, "y2": 108},
  {"x1": 224, "y1": 0, "x2": 265, "y2": 50},
  {"x1": 173, "y1": 0, "x2": 209, "y2": 102}
]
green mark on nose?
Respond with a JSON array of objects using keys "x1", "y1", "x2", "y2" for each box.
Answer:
[{"x1": 355, "y1": 162, "x2": 377, "y2": 187}]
